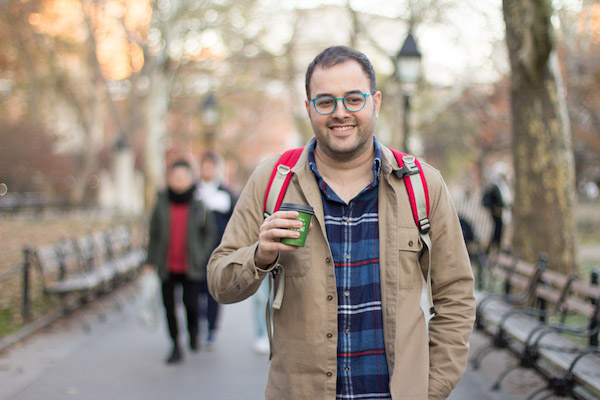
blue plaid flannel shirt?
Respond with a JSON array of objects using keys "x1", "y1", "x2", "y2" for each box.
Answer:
[{"x1": 308, "y1": 139, "x2": 391, "y2": 400}]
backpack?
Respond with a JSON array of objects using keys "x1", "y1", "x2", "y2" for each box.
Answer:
[
  {"x1": 262, "y1": 146, "x2": 434, "y2": 357},
  {"x1": 263, "y1": 146, "x2": 434, "y2": 311}
]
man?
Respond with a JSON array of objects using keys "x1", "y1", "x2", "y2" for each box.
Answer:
[
  {"x1": 482, "y1": 163, "x2": 512, "y2": 256},
  {"x1": 194, "y1": 151, "x2": 236, "y2": 349},
  {"x1": 208, "y1": 46, "x2": 475, "y2": 399},
  {"x1": 145, "y1": 159, "x2": 216, "y2": 363}
]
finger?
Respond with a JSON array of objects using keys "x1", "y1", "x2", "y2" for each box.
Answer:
[
  {"x1": 260, "y1": 227, "x2": 301, "y2": 243},
  {"x1": 262, "y1": 216, "x2": 303, "y2": 232},
  {"x1": 271, "y1": 210, "x2": 299, "y2": 220}
]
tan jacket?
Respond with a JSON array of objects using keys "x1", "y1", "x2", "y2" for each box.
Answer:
[{"x1": 207, "y1": 142, "x2": 475, "y2": 400}]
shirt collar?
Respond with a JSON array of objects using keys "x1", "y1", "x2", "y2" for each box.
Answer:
[{"x1": 308, "y1": 136, "x2": 382, "y2": 194}]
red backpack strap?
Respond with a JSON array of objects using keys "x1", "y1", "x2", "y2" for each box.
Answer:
[
  {"x1": 390, "y1": 149, "x2": 430, "y2": 233},
  {"x1": 390, "y1": 149, "x2": 435, "y2": 315},
  {"x1": 264, "y1": 147, "x2": 304, "y2": 216}
]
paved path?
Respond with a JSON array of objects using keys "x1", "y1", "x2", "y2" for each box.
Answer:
[
  {"x1": 1, "y1": 285, "x2": 269, "y2": 400},
  {"x1": 0, "y1": 272, "x2": 589, "y2": 400}
]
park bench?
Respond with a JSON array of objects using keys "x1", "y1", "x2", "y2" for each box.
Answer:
[
  {"x1": 471, "y1": 250, "x2": 600, "y2": 399},
  {"x1": 471, "y1": 252, "x2": 549, "y2": 367},
  {"x1": 520, "y1": 278, "x2": 600, "y2": 399},
  {"x1": 474, "y1": 250, "x2": 548, "y2": 332},
  {"x1": 22, "y1": 225, "x2": 145, "y2": 318},
  {"x1": 103, "y1": 225, "x2": 146, "y2": 282}
]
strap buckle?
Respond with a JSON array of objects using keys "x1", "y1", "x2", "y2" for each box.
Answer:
[
  {"x1": 419, "y1": 217, "x2": 431, "y2": 234},
  {"x1": 277, "y1": 164, "x2": 291, "y2": 175},
  {"x1": 270, "y1": 264, "x2": 281, "y2": 278},
  {"x1": 396, "y1": 155, "x2": 420, "y2": 177}
]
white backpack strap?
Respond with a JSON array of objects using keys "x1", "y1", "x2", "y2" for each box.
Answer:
[
  {"x1": 265, "y1": 264, "x2": 285, "y2": 360},
  {"x1": 264, "y1": 164, "x2": 291, "y2": 217},
  {"x1": 398, "y1": 155, "x2": 435, "y2": 315}
]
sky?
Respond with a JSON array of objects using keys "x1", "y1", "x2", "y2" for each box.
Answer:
[
  {"x1": 259, "y1": 0, "x2": 584, "y2": 86},
  {"x1": 258, "y1": 0, "x2": 509, "y2": 86}
]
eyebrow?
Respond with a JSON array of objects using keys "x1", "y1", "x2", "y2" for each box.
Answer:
[{"x1": 314, "y1": 89, "x2": 365, "y2": 98}]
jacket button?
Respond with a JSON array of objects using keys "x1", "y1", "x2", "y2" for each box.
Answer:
[
  {"x1": 327, "y1": 295, "x2": 333, "y2": 301},
  {"x1": 409, "y1": 240, "x2": 414, "y2": 247},
  {"x1": 327, "y1": 333, "x2": 333, "y2": 339},
  {"x1": 326, "y1": 257, "x2": 331, "y2": 263},
  {"x1": 327, "y1": 372, "x2": 332, "y2": 377}
]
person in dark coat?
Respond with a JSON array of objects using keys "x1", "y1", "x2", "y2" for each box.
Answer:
[{"x1": 144, "y1": 159, "x2": 216, "y2": 363}]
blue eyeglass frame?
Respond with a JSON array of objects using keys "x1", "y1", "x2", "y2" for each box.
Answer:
[{"x1": 310, "y1": 92, "x2": 374, "y2": 115}]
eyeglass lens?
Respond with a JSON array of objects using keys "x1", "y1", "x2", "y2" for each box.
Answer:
[{"x1": 314, "y1": 94, "x2": 368, "y2": 114}]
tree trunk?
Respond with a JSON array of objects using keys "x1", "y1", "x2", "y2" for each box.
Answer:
[
  {"x1": 503, "y1": 0, "x2": 578, "y2": 274},
  {"x1": 141, "y1": 0, "x2": 182, "y2": 212},
  {"x1": 143, "y1": 62, "x2": 169, "y2": 212}
]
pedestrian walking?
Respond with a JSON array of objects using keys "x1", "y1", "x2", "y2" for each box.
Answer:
[
  {"x1": 144, "y1": 159, "x2": 216, "y2": 363},
  {"x1": 195, "y1": 151, "x2": 236, "y2": 349},
  {"x1": 482, "y1": 162, "x2": 512, "y2": 256},
  {"x1": 207, "y1": 45, "x2": 475, "y2": 399}
]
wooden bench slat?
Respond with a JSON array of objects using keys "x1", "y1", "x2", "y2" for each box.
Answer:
[{"x1": 473, "y1": 250, "x2": 600, "y2": 398}]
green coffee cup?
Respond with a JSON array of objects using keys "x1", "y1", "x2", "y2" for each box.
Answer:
[{"x1": 279, "y1": 202, "x2": 314, "y2": 247}]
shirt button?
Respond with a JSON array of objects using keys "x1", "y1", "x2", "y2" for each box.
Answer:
[
  {"x1": 327, "y1": 333, "x2": 333, "y2": 339},
  {"x1": 344, "y1": 329, "x2": 349, "y2": 335},
  {"x1": 344, "y1": 366, "x2": 350, "y2": 372},
  {"x1": 344, "y1": 291, "x2": 350, "y2": 297},
  {"x1": 345, "y1": 254, "x2": 350, "y2": 260},
  {"x1": 327, "y1": 295, "x2": 333, "y2": 301}
]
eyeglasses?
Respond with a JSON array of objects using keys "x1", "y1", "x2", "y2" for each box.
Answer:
[{"x1": 310, "y1": 93, "x2": 373, "y2": 115}]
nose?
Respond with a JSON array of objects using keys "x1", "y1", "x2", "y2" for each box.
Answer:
[{"x1": 331, "y1": 98, "x2": 350, "y2": 119}]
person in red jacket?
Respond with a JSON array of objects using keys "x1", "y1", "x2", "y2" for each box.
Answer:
[{"x1": 144, "y1": 159, "x2": 216, "y2": 364}]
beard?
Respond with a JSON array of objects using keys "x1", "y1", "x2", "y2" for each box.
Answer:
[{"x1": 310, "y1": 108, "x2": 377, "y2": 162}]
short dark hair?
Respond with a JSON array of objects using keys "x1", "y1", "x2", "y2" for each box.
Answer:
[
  {"x1": 305, "y1": 46, "x2": 377, "y2": 100},
  {"x1": 169, "y1": 159, "x2": 192, "y2": 171},
  {"x1": 199, "y1": 150, "x2": 220, "y2": 165}
]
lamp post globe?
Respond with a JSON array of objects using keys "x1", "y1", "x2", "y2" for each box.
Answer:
[
  {"x1": 201, "y1": 93, "x2": 219, "y2": 146},
  {"x1": 396, "y1": 30, "x2": 422, "y2": 154}
]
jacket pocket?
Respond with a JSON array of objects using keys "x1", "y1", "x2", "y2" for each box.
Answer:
[
  {"x1": 397, "y1": 227, "x2": 423, "y2": 289},
  {"x1": 278, "y1": 238, "x2": 312, "y2": 277}
]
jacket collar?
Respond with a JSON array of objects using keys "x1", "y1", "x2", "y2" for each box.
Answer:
[{"x1": 289, "y1": 137, "x2": 403, "y2": 185}]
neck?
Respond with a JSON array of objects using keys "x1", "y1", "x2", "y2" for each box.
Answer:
[
  {"x1": 314, "y1": 142, "x2": 375, "y2": 203},
  {"x1": 201, "y1": 178, "x2": 219, "y2": 186},
  {"x1": 314, "y1": 142, "x2": 374, "y2": 178}
]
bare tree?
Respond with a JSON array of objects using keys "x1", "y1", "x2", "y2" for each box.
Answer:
[{"x1": 503, "y1": 0, "x2": 578, "y2": 273}]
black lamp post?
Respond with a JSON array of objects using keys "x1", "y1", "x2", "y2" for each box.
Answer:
[
  {"x1": 396, "y1": 30, "x2": 422, "y2": 154},
  {"x1": 201, "y1": 93, "x2": 219, "y2": 146}
]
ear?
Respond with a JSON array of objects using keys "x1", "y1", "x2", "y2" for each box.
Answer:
[{"x1": 373, "y1": 91, "x2": 382, "y2": 118}]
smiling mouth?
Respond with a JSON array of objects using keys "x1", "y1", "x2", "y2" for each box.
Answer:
[{"x1": 329, "y1": 125, "x2": 355, "y2": 132}]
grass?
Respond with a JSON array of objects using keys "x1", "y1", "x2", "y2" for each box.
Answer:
[
  {"x1": 0, "y1": 309, "x2": 13, "y2": 336},
  {"x1": 0, "y1": 213, "x2": 145, "y2": 340}
]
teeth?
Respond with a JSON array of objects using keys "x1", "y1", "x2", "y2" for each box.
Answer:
[{"x1": 332, "y1": 126, "x2": 353, "y2": 131}]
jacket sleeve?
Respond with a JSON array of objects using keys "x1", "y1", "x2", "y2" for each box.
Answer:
[
  {"x1": 199, "y1": 204, "x2": 219, "y2": 263},
  {"x1": 207, "y1": 158, "x2": 278, "y2": 304},
  {"x1": 145, "y1": 198, "x2": 161, "y2": 267},
  {"x1": 422, "y1": 167, "x2": 476, "y2": 399}
]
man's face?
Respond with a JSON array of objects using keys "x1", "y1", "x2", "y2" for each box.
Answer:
[
  {"x1": 200, "y1": 159, "x2": 217, "y2": 182},
  {"x1": 167, "y1": 166, "x2": 194, "y2": 194},
  {"x1": 305, "y1": 60, "x2": 381, "y2": 161}
]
